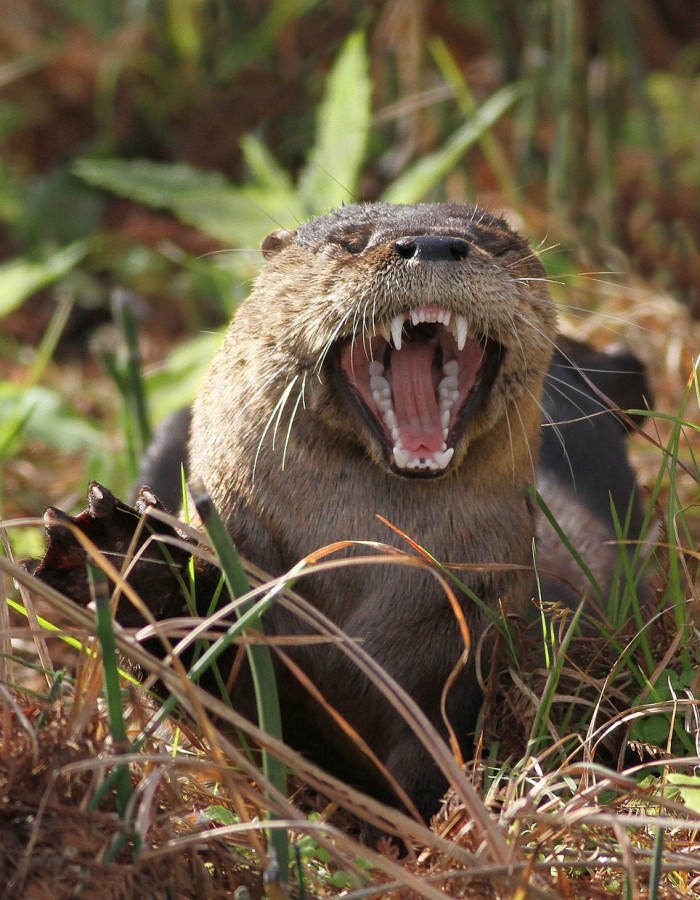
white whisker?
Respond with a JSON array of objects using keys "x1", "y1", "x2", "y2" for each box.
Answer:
[
  {"x1": 281, "y1": 373, "x2": 307, "y2": 470},
  {"x1": 252, "y1": 376, "x2": 299, "y2": 482}
]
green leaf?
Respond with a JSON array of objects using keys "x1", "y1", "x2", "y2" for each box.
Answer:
[
  {"x1": 635, "y1": 714, "x2": 671, "y2": 748},
  {"x1": 145, "y1": 330, "x2": 224, "y2": 422},
  {"x1": 667, "y1": 774, "x2": 700, "y2": 814},
  {"x1": 329, "y1": 871, "x2": 350, "y2": 889},
  {"x1": 0, "y1": 242, "x2": 87, "y2": 317},
  {"x1": 0, "y1": 383, "x2": 102, "y2": 455},
  {"x1": 18, "y1": 168, "x2": 104, "y2": 246},
  {"x1": 240, "y1": 134, "x2": 295, "y2": 196},
  {"x1": 75, "y1": 158, "x2": 301, "y2": 248},
  {"x1": 381, "y1": 84, "x2": 523, "y2": 204},
  {"x1": 202, "y1": 804, "x2": 237, "y2": 825},
  {"x1": 298, "y1": 31, "x2": 370, "y2": 213}
]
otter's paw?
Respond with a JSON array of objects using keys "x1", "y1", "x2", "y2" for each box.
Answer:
[{"x1": 29, "y1": 482, "x2": 194, "y2": 623}]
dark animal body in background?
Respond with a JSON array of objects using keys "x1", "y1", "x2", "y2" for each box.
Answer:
[{"x1": 36, "y1": 203, "x2": 652, "y2": 822}]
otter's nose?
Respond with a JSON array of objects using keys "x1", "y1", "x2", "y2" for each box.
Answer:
[{"x1": 393, "y1": 235, "x2": 470, "y2": 261}]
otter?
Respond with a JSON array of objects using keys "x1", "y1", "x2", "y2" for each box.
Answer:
[{"x1": 35, "y1": 202, "x2": 651, "y2": 822}]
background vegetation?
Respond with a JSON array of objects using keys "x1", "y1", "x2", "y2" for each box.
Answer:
[{"x1": 1, "y1": 1, "x2": 699, "y2": 897}]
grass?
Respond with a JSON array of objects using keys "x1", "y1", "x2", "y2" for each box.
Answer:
[
  {"x1": 1, "y1": 339, "x2": 698, "y2": 896},
  {"x1": 1, "y1": 4, "x2": 700, "y2": 897}
]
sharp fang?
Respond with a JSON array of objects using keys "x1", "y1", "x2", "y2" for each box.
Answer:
[
  {"x1": 391, "y1": 315, "x2": 404, "y2": 350},
  {"x1": 379, "y1": 322, "x2": 392, "y2": 343},
  {"x1": 393, "y1": 446, "x2": 410, "y2": 468},
  {"x1": 434, "y1": 448, "x2": 454, "y2": 468},
  {"x1": 455, "y1": 315, "x2": 468, "y2": 351}
]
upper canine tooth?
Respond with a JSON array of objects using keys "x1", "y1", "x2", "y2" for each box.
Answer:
[
  {"x1": 455, "y1": 315, "x2": 468, "y2": 351},
  {"x1": 379, "y1": 322, "x2": 392, "y2": 344},
  {"x1": 391, "y1": 314, "x2": 404, "y2": 350}
]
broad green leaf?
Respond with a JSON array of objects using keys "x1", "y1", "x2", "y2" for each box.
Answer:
[
  {"x1": 298, "y1": 30, "x2": 370, "y2": 213},
  {"x1": 202, "y1": 805, "x2": 237, "y2": 826},
  {"x1": 381, "y1": 84, "x2": 523, "y2": 204},
  {"x1": 75, "y1": 159, "x2": 301, "y2": 248},
  {"x1": 240, "y1": 134, "x2": 295, "y2": 196},
  {"x1": 634, "y1": 714, "x2": 672, "y2": 748},
  {"x1": 0, "y1": 242, "x2": 87, "y2": 317},
  {"x1": 145, "y1": 330, "x2": 225, "y2": 421},
  {"x1": 0, "y1": 384, "x2": 102, "y2": 454},
  {"x1": 667, "y1": 774, "x2": 700, "y2": 814}
]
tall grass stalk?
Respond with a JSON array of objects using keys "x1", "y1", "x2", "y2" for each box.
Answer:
[
  {"x1": 429, "y1": 37, "x2": 520, "y2": 202},
  {"x1": 549, "y1": 0, "x2": 588, "y2": 225},
  {"x1": 87, "y1": 564, "x2": 140, "y2": 861},
  {"x1": 100, "y1": 290, "x2": 152, "y2": 481},
  {"x1": 191, "y1": 480, "x2": 289, "y2": 882}
]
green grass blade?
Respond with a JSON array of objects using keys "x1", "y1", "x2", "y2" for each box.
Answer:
[
  {"x1": 525, "y1": 600, "x2": 584, "y2": 755},
  {"x1": 191, "y1": 480, "x2": 289, "y2": 882},
  {"x1": 381, "y1": 84, "x2": 522, "y2": 204},
  {"x1": 112, "y1": 289, "x2": 152, "y2": 462},
  {"x1": 529, "y1": 484, "x2": 602, "y2": 596},
  {"x1": 87, "y1": 564, "x2": 133, "y2": 820},
  {"x1": 429, "y1": 37, "x2": 520, "y2": 201},
  {"x1": 649, "y1": 825, "x2": 665, "y2": 900}
]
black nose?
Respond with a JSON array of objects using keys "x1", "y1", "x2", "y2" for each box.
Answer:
[{"x1": 393, "y1": 235, "x2": 470, "y2": 261}]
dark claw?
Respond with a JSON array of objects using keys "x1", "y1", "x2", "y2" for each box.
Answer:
[
  {"x1": 135, "y1": 486, "x2": 161, "y2": 513},
  {"x1": 87, "y1": 481, "x2": 116, "y2": 518},
  {"x1": 28, "y1": 483, "x2": 199, "y2": 625}
]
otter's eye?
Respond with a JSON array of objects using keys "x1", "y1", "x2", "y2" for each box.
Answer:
[
  {"x1": 481, "y1": 236, "x2": 518, "y2": 258},
  {"x1": 334, "y1": 230, "x2": 370, "y2": 254},
  {"x1": 471, "y1": 224, "x2": 520, "y2": 259}
]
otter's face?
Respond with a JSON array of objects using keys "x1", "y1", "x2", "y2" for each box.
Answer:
[{"x1": 254, "y1": 202, "x2": 557, "y2": 479}]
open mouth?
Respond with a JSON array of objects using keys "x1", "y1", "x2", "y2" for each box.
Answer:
[{"x1": 336, "y1": 305, "x2": 503, "y2": 476}]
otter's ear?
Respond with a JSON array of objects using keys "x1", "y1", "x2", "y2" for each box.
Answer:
[{"x1": 261, "y1": 228, "x2": 296, "y2": 258}]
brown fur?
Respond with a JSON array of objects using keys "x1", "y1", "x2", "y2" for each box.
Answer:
[{"x1": 188, "y1": 203, "x2": 558, "y2": 819}]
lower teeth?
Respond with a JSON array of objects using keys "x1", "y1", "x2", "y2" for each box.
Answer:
[
  {"x1": 393, "y1": 446, "x2": 454, "y2": 470},
  {"x1": 369, "y1": 360, "x2": 459, "y2": 472}
]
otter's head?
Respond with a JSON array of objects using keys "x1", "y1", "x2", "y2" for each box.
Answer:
[{"x1": 240, "y1": 202, "x2": 557, "y2": 479}]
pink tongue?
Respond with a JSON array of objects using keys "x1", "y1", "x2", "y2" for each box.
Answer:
[{"x1": 390, "y1": 341, "x2": 444, "y2": 454}]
